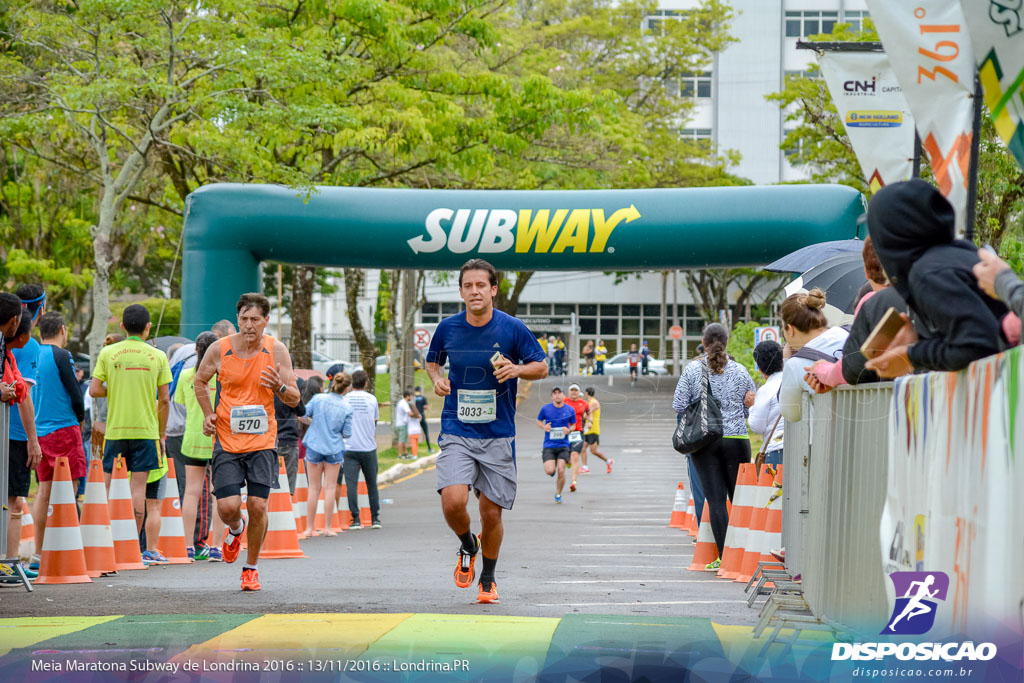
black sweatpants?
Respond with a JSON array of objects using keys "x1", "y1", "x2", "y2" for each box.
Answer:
[{"x1": 690, "y1": 437, "x2": 751, "y2": 558}]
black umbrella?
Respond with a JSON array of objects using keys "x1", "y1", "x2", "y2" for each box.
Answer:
[
  {"x1": 765, "y1": 239, "x2": 864, "y2": 273},
  {"x1": 788, "y1": 252, "x2": 868, "y2": 314}
]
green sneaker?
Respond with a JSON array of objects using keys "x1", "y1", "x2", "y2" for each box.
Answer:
[
  {"x1": 704, "y1": 557, "x2": 721, "y2": 571},
  {"x1": 194, "y1": 544, "x2": 211, "y2": 561}
]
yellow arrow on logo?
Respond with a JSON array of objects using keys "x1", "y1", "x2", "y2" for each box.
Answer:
[{"x1": 590, "y1": 204, "x2": 641, "y2": 253}]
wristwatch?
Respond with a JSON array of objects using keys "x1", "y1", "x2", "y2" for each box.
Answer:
[{"x1": 278, "y1": 383, "x2": 287, "y2": 395}]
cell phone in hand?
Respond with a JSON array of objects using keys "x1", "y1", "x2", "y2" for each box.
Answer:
[{"x1": 860, "y1": 307, "x2": 905, "y2": 360}]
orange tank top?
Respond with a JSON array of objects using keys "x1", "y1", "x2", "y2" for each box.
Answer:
[{"x1": 215, "y1": 334, "x2": 277, "y2": 453}]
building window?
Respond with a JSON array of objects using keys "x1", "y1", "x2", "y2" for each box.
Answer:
[
  {"x1": 420, "y1": 302, "x2": 440, "y2": 323},
  {"x1": 441, "y1": 302, "x2": 461, "y2": 315},
  {"x1": 578, "y1": 304, "x2": 597, "y2": 316},
  {"x1": 784, "y1": 69, "x2": 819, "y2": 83},
  {"x1": 529, "y1": 303, "x2": 552, "y2": 315},
  {"x1": 680, "y1": 71, "x2": 712, "y2": 98},
  {"x1": 785, "y1": 10, "x2": 838, "y2": 38},
  {"x1": 599, "y1": 304, "x2": 619, "y2": 317},
  {"x1": 580, "y1": 318, "x2": 597, "y2": 335},
  {"x1": 843, "y1": 10, "x2": 869, "y2": 33},
  {"x1": 554, "y1": 303, "x2": 575, "y2": 316},
  {"x1": 681, "y1": 128, "x2": 713, "y2": 143},
  {"x1": 600, "y1": 319, "x2": 619, "y2": 335},
  {"x1": 645, "y1": 9, "x2": 685, "y2": 36}
]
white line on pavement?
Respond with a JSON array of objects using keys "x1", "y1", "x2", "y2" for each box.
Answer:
[
  {"x1": 545, "y1": 579, "x2": 722, "y2": 584},
  {"x1": 572, "y1": 543, "x2": 683, "y2": 547},
  {"x1": 567, "y1": 553, "x2": 691, "y2": 557}
]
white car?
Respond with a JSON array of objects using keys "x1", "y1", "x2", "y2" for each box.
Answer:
[
  {"x1": 603, "y1": 352, "x2": 669, "y2": 376},
  {"x1": 311, "y1": 350, "x2": 361, "y2": 376}
]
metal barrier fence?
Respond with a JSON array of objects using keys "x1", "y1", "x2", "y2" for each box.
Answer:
[{"x1": 782, "y1": 383, "x2": 893, "y2": 634}]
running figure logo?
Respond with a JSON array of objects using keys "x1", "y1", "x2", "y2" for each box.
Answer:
[{"x1": 883, "y1": 571, "x2": 950, "y2": 635}]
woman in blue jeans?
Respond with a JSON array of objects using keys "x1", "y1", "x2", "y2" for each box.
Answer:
[{"x1": 300, "y1": 372, "x2": 353, "y2": 538}]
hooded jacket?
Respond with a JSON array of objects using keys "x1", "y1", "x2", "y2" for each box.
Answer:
[{"x1": 867, "y1": 180, "x2": 1008, "y2": 372}]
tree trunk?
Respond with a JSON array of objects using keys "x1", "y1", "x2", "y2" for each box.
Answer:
[
  {"x1": 495, "y1": 271, "x2": 535, "y2": 314},
  {"x1": 399, "y1": 269, "x2": 416, "y2": 394},
  {"x1": 344, "y1": 268, "x2": 378, "y2": 394},
  {"x1": 87, "y1": 189, "x2": 116, "y2": 369},
  {"x1": 386, "y1": 269, "x2": 402, "y2": 445},
  {"x1": 290, "y1": 265, "x2": 315, "y2": 368}
]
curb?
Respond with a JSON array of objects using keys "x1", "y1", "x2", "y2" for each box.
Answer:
[{"x1": 377, "y1": 453, "x2": 439, "y2": 486}]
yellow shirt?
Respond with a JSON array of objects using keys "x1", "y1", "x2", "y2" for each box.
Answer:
[
  {"x1": 585, "y1": 398, "x2": 600, "y2": 435},
  {"x1": 595, "y1": 345, "x2": 608, "y2": 361},
  {"x1": 93, "y1": 338, "x2": 172, "y2": 440}
]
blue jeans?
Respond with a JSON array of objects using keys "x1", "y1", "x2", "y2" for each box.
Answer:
[
  {"x1": 595, "y1": 360, "x2": 604, "y2": 375},
  {"x1": 686, "y1": 454, "x2": 706, "y2": 527},
  {"x1": 765, "y1": 449, "x2": 783, "y2": 466}
]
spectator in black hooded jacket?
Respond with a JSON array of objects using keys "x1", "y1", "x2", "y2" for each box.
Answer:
[{"x1": 865, "y1": 180, "x2": 1010, "y2": 378}]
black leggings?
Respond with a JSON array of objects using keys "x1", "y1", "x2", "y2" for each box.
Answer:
[{"x1": 690, "y1": 438, "x2": 751, "y2": 558}]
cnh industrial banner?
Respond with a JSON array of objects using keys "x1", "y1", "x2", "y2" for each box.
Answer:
[
  {"x1": 881, "y1": 348, "x2": 1024, "y2": 639},
  {"x1": 961, "y1": 0, "x2": 1024, "y2": 171},
  {"x1": 868, "y1": 0, "x2": 977, "y2": 234},
  {"x1": 818, "y1": 51, "x2": 916, "y2": 192}
]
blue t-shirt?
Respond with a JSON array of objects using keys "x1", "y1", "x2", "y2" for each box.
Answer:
[
  {"x1": 34, "y1": 345, "x2": 80, "y2": 437},
  {"x1": 537, "y1": 402, "x2": 577, "y2": 449},
  {"x1": 9, "y1": 337, "x2": 40, "y2": 441},
  {"x1": 427, "y1": 309, "x2": 546, "y2": 439},
  {"x1": 302, "y1": 393, "x2": 353, "y2": 457}
]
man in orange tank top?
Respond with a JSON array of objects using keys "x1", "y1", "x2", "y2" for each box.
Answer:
[{"x1": 194, "y1": 293, "x2": 300, "y2": 592}]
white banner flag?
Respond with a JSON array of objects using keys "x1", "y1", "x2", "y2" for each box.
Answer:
[
  {"x1": 818, "y1": 51, "x2": 917, "y2": 193},
  {"x1": 868, "y1": 0, "x2": 978, "y2": 234},
  {"x1": 959, "y1": 0, "x2": 1024, "y2": 170}
]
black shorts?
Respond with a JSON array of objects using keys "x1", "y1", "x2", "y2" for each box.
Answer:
[
  {"x1": 584, "y1": 433, "x2": 599, "y2": 445},
  {"x1": 145, "y1": 475, "x2": 166, "y2": 501},
  {"x1": 8, "y1": 440, "x2": 31, "y2": 498},
  {"x1": 570, "y1": 439, "x2": 584, "y2": 454},
  {"x1": 103, "y1": 439, "x2": 159, "y2": 473},
  {"x1": 211, "y1": 447, "x2": 277, "y2": 500},
  {"x1": 542, "y1": 447, "x2": 570, "y2": 463},
  {"x1": 181, "y1": 455, "x2": 210, "y2": 468}
]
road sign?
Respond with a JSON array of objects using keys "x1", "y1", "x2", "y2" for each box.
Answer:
[
  {"x1": 754, "y1": 326, "x2": 781, "y2": 345},
  {"x1": 668, "y1": 325, "x2": 684, "y2": 340},
  {"x1": 413, "y1": 328, "x2": 432, "y2": 350}
]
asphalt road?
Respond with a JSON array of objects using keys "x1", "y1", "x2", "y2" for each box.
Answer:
[{"x1": 0, "y1": 374, "x2": 758, "y2": 626}]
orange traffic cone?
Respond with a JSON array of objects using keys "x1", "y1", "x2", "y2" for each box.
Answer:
[
  {"x1": 685, "y1": 497, "x2": 698, "y2": 537},
  {"x1": 735, "y1": 465, "x2": 775, "y2": 584},
  {"x1": 667, "y1": 482, "x2": 687, "y2": 529},
  {"x1": 157, "y1": 459, "x2": 192, "y2": 564},
  {"x1": 687, "y1": 502, "x2": 719, "y2": 571},
  {"x1": 108, "y1": 456, "x2": 147, "y2": 571},
  {"x1": 357, "y1": 481, "x2": 373, "y2": 526},
  {"x1": 19, "y1": 501, "x2": 35, "y2": 560},
  {"x1": 35, "y1": 456, "x2": 92, "y2": 584},
  {"x1": 81, "y1": 460, "x2": 117, "y2": 577},
  {"x1": 718, "y1": 463, "x2": 756, "y2": 580},
  {"x1": 336, "y1": 484, "x2": 353, "y2": 528},
  {"x1": 761, "y1": 465, "x2": 784, "y2": 569},
  {"x1": 260, "y1": 458, "x2": 306, "y2": 559},
  {"x1": 293, "y1": 459, "x2": 308, "y2": 535}
]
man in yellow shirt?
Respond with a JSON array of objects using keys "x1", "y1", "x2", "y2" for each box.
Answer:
[
  {"x1": 583, "y1": 387, "x2": 613, "y2": 473},
  {"x1": 595, "y1": 340, "x2": 608, "y2": 375},
  {"x1": 90, "y1": 305, "x2": 172, "y2": 552}
]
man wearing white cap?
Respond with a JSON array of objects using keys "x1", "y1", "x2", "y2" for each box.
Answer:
[{"x1": 563, "y1": 384, "x2": 590, "y2": 490}]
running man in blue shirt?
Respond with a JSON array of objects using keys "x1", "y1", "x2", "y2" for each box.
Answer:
[
  {"x1": 536, "y1": 387, "x2": 577, "y2": 504},
  {"x1": 426, "y1": 259, "x2": 548, "y2": 604}
]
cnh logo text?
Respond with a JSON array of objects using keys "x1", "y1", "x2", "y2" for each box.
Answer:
[{"x1": 407, "y1": 206, "x2": 641, "y2": 255}]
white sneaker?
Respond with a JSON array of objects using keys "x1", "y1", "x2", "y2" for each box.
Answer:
[{"x1": 579, "y1": 466, "x2": 591, "y2": 474}]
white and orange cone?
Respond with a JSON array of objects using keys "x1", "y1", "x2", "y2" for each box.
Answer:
[
  {"x1": 35, "y1": 456, "x2": 92, "y2": 584},
  {"x1": 735, "y1": 465, "x2": 775, "y2": 584},
  {"x1": 685, "y1": 497, "x2": 698, "y2": 537},
  {"x1": 19, "y1": 501, "x2": 35, "y2": 560},
  {"x1": 668, "y1": 482, "x2": 687, "y2": 529},
  {"x1": 260, "y1": 458, "x2": 306, "y2": 559},
  {"x1": 357, "y1": 481, "x2": 372, "y2": 526},
  {"x1": 156, "y1": 459, "x2": 192, "y2": 564},
  {"x1": 108, "y1": 456, "x2": 147, "y2": 571},
  {"x1": 336, "y1": 484, "x2": 353, "y2": 528},
  {"x1": 686, "y1": 502, "x2": 719, "y2": 572},
  {"x1": 81, "y1": 459, "x2": 118, "y2": 577},
  {"x1": 293, "y1": 459, "x2": 308, "y2": 535},
  {"x1": 719, "y1": 463, "x2": 756, "y2": 580}
]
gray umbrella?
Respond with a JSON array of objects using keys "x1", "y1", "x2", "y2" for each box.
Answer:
[
  {"x1": 788, "y1": 252, "x2": 868, "y2": 314},
  {"x1": 765, "y1": 239, "x2": 864, "y2": 273}
]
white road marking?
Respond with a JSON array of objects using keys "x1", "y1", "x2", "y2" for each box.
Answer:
[
  {"x1": 545, "y1": 579, "x2": 722, "y2": 584},
  {"x1": 567, "y1": 553, "x2": 691, "y2": 557}
]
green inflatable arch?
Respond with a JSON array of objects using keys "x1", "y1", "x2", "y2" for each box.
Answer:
[{"x1": 181, "y1": 183, "x2": 865, "y2": 330}]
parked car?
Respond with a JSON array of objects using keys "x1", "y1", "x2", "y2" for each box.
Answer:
[
  {"x1": 310, "y1": 350, "x2": 361, "y2": 377},
  {"x1": 376, "y1": 351, "x2": 423, "y2": 375},
  {"x1": 602, "y1": 352, "x2": 669, "y2": 376}
]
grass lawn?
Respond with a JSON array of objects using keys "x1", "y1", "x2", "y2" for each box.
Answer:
[{"x1": 373, "y1": 370, "x2": 436, "y2": 423}]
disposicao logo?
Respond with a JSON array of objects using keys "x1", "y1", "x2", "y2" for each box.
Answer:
[
  {"x1": 846, "y1": 111, "x2": 903, "y2": 128},
  {"x1": 407, "y1": 206, "x2": 641, "y2": 255},
  {"x1": 831, "y1": 571, "x2": 998, "y2": 662}
]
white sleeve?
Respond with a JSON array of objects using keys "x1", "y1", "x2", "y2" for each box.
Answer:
[
  {"x1": 748, "y1": 385, "x2": 772, "y2": 434},
  {"x1": 779, "y1": 360, "x2": 805, "y2": 423}
]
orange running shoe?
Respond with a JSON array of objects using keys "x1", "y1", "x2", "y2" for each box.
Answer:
[
  {"x1": 240, "y1": 567, "x2": 261, "y2": 591},
  {"x1": 569, "y1": 481, "x2": 576, "y2": 492},
  {"x1": 223, "y1": 519, "x2": 245, "y2": 564},
  {"x1": 454, "y1": 535, "x2": 480, "y2": 588},
  {"x1": 477, "y1": 579, "x2": 499, "y2": 604}
]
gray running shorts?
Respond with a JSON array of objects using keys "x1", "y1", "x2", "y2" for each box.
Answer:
[{"x1": 436, "y1": 434, "x2": 517, "y2": 510}]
